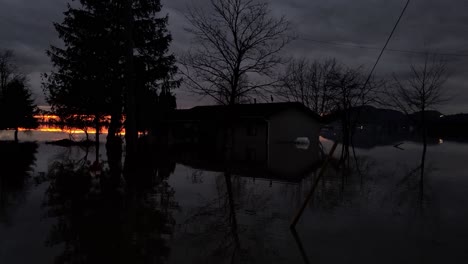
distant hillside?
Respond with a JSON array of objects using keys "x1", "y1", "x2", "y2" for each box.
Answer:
[
  {"x1": 356, "y1": 105, "x2": 406, "y2": 124},
  {"x1": 322, "y1": 105, "x2": 406, "y2": 125},
  {"x1": 322, "y1": 106, "x2": 468, "y2": 139},
  {"x1": 409, "y1": 110, "x2": 443, "y2": 123}
]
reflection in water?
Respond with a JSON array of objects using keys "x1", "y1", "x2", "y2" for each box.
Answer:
[
  {"x1": 42, "y1": 143, "x2": 178, "y2": 263},
  {"x1": 2, "y1": 138, "x2": 468, "y2": 263},
  {"x1": 0, "y1": 142, "x2": 38, "y2": 225},
  {"x1": 172, "y1": 137, "x2": 445, "y2": 263},
  {"x1": 175, "y1": 141, "x2": 322, "y2": 182},
  {"x1": 307, "y1": 155, "x2": 374, "y2": 211},
  {"x1": 173, "y1": 170, "x2": 285, "y2": 263},
  {"x1": 168, "y1": 140, "x2": 323, "y2": 263},
  {"x1": 290, "y1": 228, "x2": 310, "y2": 264}
]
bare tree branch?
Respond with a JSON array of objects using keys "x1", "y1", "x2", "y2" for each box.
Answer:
[
  {"x1": 383, "y1": 53, "x2": 449, "y2": 116},
  {"x1": 181, "y1": 0, "x2": 292, "y2": 105}
]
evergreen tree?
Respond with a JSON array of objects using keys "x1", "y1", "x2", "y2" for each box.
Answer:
[
  {"x1": 120, "y1": 0, "x2": 179, "y2": 164},
  {"x1": 43, "y1": 1, "x2": 117, "y2": 151},
  {"x1": 0, "y1": 78, "x2": 39, "y2": 142},
  {"x1": 44, "y1": 0, "x2": 179, "y2": 154}
]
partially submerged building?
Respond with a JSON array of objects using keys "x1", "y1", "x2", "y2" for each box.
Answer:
[
  {"x1": 166, "y1": 102, "x2": 323, "y2": 181},
  {"x1": 168, "y1": 102, "x2": 321, "y2": 145}
]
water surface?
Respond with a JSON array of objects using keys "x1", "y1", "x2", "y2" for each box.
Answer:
[{"x1": 1, "y1": 131, "x2": 467, "y2": 263}]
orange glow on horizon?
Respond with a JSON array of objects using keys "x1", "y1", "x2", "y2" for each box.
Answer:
[
  {"x1": 19, "y1": 126, "x2": 127, "y2": 136},
  {"x1": 26, "y1": 114, "x2": 123, "y2": 135},
  {"x1": 17, "y1": 114, "x2": 137, "y2": 136}
]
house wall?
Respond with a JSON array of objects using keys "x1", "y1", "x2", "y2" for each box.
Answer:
[
  {"x1": 230, "y1": 120, "x2": 268, "y2": 163},
  {"x1": 268, "y1": 108, "x2": 321, "y2": 145},
  {"x1": 168, "y1": 119, "x2": 269, "y2": 165},
  {"x1": 266, "y1": 109, "x2": 322, "y2": 177}
]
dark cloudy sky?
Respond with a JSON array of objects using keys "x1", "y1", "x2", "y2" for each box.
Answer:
[{"x1": 1, "y1": 0, "x2": 467, "y2": 113}]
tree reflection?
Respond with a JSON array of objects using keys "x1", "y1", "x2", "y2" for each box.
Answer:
[
  {"x1": 179, "y1": 171, "x2": 242, "y2": 261},
  {"x1": 290, "y1": 155, "x2": 375, "y2": 213},
  {"x1": 178, "y1": 167, "x2": 280, "y2": 263},
  {"x1": 42, "y1": 143, "x2": 178, "y2": 264},
  {"x1": 0, "y1": 142, "x2": 38, "y2": 224},
  {"x1": 170, "y1": 134, "x2": 323, "y2": 263},
  {"x1": 391, "y1": 161, "x2": 436, "y2": 213}
]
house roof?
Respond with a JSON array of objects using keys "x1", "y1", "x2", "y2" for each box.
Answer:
[{"x1": 169, "y1": 102, "x2": 321, "y2": 122}]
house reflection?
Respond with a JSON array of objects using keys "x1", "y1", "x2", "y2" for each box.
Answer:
[{"x1": 173, "y1": 140, "x2": 322, "y2": 183}]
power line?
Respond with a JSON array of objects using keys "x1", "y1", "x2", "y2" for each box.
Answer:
[
  {"x1": 363, "y1": 0, "x2": 411, "y2": 88},
  {"x1": 300, "y1": 37, "x2": 468, "y2": 57}
]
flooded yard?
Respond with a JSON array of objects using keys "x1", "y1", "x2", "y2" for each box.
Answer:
[{"x1": 1, "y1": 131, "x2": 468, "y2": 263}]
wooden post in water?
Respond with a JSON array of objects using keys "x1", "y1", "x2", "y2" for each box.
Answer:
[{"x1": 290, "y1": 141, "x2": 339, "y2": 228}]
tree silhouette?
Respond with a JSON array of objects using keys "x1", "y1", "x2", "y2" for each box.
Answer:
[
  {"x1": 0, "y1": 50, "x2": 19, "y2": 95},
  {"x1": 43, "y1": 0, "x2": 179, "y2": 154},
  {"x1": 386, "y1": 54, "x2": 449, "y2": 194},
  {"x1": 277, "y1": 58, "x2": 339, "y2": 116},
  {"x1": 43, "y1": 0, "x2": 117, "y2": 150},
  {"x1": 134, "y1": 59, "x2": 177, "y2": 135},
  {"x1": 277, "y1": 58, "x2": 382, "y2": 166},
  {"x1": 0, "y1": 50, "x2": 38, "y2": 142},
  {"x1": 182, "y1": 0, "x2": 291, "y2": 105},
  {"x1": 0, "y1": 77, "x2": 39, "y2": 142}
]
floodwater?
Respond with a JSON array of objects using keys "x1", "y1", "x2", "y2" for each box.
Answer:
[{"x1": 1, "y1": 130, "x2": 468, "y2": 263}]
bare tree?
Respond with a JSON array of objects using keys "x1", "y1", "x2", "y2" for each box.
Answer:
[
  {"x1": 332, "y1": 66, "x2": 365, "y2": 165},
  {"x1": 0, "y1": 50, "x2": 20, "y2": 97},
  {"x1": 181, "y1": 0, "x2": 292, "y2": 105},
  {"x1": 387, "y1": 54, "x2": 449, "y2": 192},
  {"x1": 277, "y1": 58, "x2": 383, "y2": 166},
  {"x1": 277, "y1": 58, "x2": 339, "y2": 115}
]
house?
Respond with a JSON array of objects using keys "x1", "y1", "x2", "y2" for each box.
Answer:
[
  {"x1": 165, "y1": 102, "x2": 323, "y2": 180},
  {"x1": 167, "y1": 102, "x2": 321, "y2": 146}
]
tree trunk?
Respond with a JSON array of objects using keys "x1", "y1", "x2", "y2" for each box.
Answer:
[
  {"x1": 95, "y1": 116, "x2": 100, "y2": 162},
  {"x1": 108, "y1": 116, "x2": 119, "y2": 141},
  {"x1": 106, "y1": 139, "x2": 122, "y2": 189},
  {"x1": 420, "y1": 109, "x2": 427, "y2": 199},
  {"x1": 108, "y1": 102, "x2": 122, "y2": 141},
  {"x1": 123, "y1": 0, "x2": 138, "y2": 170},
  {"x1": 340, "y1": 114, "x2": 350, "y2": 168},
  {"x1": 14, "y1": 128, "x2": 18, "y2": 143}
]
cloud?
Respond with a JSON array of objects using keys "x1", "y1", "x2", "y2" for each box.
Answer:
[{"x1": 0, "y1": 0, "x2": 467, "y2": 113}]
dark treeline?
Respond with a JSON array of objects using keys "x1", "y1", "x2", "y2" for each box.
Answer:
[
  {"x1": 42, "y1": 0, "x2": 179, "y2": 169},
  {"x1": 324, "y1": 105, "x2": 468, "y2": 139}
]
